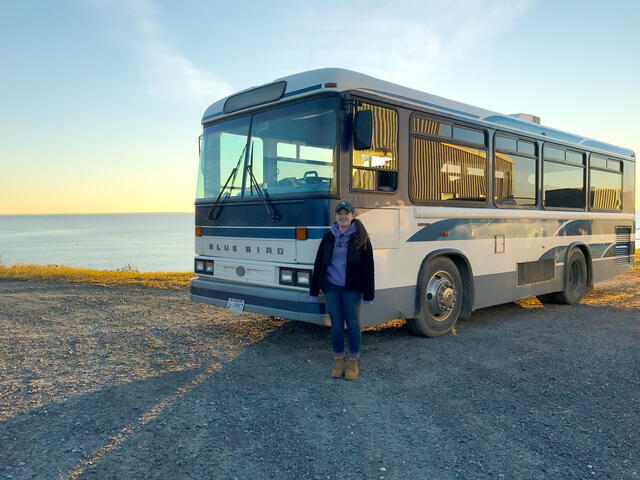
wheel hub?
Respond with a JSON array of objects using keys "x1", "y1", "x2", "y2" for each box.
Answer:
[{"x1": 426, "y1": 271, "x2": 457, "y2": 321}]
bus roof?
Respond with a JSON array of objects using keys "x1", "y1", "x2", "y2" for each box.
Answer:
[{"x1": 201, "y1": 68, "x2": 635, "y2": 160}]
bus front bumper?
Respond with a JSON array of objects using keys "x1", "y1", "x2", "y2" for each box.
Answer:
[{"x1": 189, "y1": 277, "x2": 329, "y2": 326}]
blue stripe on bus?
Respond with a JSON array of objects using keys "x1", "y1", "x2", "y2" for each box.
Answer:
[
  {"x1": 190, "y1": 285, "x2": 327, "y2": 315},
  {"x1": 538, "y1": 242, "x2": 615, "y2": 263},
  {"x1": 407, "y1": 218, "x2": 629, "y2": 242},
  {"x1": 201, "y1": 227, "x2": 329, "y2": 239},
  {"x1": 282, "y1": 84, "x2": 323, "y2": 98},
  {"x1": 196, "y1": 198, "x2": 331, "y2": 227},
  {"x1": 590, "y1": 242, "x2": 615, "y2": 259}
]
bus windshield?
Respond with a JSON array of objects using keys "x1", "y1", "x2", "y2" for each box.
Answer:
[{"x1": 196, "y1": 96, "x2": 338, "y2": 200}]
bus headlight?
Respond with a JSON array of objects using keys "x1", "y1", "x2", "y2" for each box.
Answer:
[
  {"x1": 296, "y1": 270, "x2": 310, "y2": 285},
  {"x1": 195, "y1": 259, "x2": 214, "y2": 275},
  {"x1": 279, "y1": 267, "x2": 311, "y2": 287},
  {"x1": 279, "y1": 269, "x2": 294, "y2": 284},
  {"x1": 195, "y1": 260, "x2": 205, "y2": 272}
]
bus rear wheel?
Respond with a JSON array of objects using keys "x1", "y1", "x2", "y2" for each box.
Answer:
[
  {"x1": 407, "y1": 257, "x2": 462, "y2": 337},
  {"x1": 553, "y1": 249, "x2": 587, "y2": 305}
]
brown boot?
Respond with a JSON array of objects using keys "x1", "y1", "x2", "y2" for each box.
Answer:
[
  {"x1": 331, "y1": 357, "x2": 345, "y2": 378},
  {"x1": 345, "y1": 358, "x2": 359, "y2": 380}
]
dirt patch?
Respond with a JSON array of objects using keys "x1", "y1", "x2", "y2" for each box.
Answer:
[{"x1": 1, "y1": 270, "x2": 639, "y2": 479}]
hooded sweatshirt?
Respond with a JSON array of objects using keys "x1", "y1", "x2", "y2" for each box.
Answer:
[{"x1": 325, "y1": 221, "x2": 357, "y2": 287}]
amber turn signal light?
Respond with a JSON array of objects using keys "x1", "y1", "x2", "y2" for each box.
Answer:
[
  {"x1": 296, "y1": 227, "x2": 308, "y2": 240},
  {"x1": 195, "y1": 226, "x2": 203, "y2": 237}
]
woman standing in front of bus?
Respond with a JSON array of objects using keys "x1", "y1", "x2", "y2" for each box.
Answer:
[{"x1": 310, "y1": 201, "x2": 374, "y2": 380}]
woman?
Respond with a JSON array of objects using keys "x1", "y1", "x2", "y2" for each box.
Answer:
[{"x1": 310, "y1": 201, "x2": 374, "y2": 380}]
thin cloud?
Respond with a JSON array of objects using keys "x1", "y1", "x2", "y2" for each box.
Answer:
[
  {"x1": 97, "y1": 0, "x2": 231, "y2": 105},
  {"x1": 295, "y1": 0, "x2": 530, "y2": 87},
  {"x1": 141, "y1": 40, "x2": 232, "y2": 105}
]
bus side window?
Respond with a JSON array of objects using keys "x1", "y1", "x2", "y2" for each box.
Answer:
[
  {"x1": 351, "y1": 103, "x2": 398, "y2": 192},
  {"x1": 543, "y1": 144, "x2": 586, "y2": 210},
  {"x1": 410, "y1": 115, "x2": 487, "y2": 204},
  {"x1": 589, "y1": 154, "x2": 622, "y2": 211},
  {"x1": 494, "y1": 134, "x2": 537, "y2": 208}
]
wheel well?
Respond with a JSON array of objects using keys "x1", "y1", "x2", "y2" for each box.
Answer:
[
  {"x1": 571, "y1": 243, "x2": 593, "y2": 291},
  {"x1": 448, "y1": 255, "x2": 474, "y2": 321},
  {"x1": 416, "y1": 251, "x2": 474, "y2": 321}
]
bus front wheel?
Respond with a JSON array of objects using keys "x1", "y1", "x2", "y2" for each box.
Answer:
[
  {"x1": 407, "y1": 257, "x2": 462, "y2": 337},
  {"x1": 553, "y1": 248, "x2": 588, "y2": 305}
]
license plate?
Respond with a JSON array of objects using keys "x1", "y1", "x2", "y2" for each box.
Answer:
[{"x1": 226, "y1": 298, "x2": 245, "y2": 314}]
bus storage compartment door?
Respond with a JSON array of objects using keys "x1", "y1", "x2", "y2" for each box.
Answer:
[{"x1": 358, "y1": 208, "x2": 399, "y2": 249}]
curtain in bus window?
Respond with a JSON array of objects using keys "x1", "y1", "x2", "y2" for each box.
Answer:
[
  {"x1": 352, "y1": 103, "x2": 398, "y2": 191},
  {"x1": 411, "y1": 138, "x2": 487, "y2": 202},
  {"x1": 412, "y1": 117, "x2": 452, "y2": 137},
  {"x1": 352, "y1": 168, "x2": 376, "y2": 190},
  {"x1": 590, "y1": 169, "x2": 622, "y2": 210}
]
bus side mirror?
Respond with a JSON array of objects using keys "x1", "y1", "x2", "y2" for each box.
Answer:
[{"x1": 353, "y1": 110, "x2": 373, "y2": 150}]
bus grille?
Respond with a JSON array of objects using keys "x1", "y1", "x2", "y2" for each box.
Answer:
[{"x1": 615, "y1": 226, "x2": 632, "y2": 264}]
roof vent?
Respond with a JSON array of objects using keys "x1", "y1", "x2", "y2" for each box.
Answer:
[{"x1": 509, "y1": 113, "x2": 541, "y2": 125}]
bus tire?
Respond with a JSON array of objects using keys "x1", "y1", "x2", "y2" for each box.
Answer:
[
  {"x1": 407, "y1": 257, "x2": 462, "y2": 337},
  {"x1": 553, "y1": 249, "x2": 587, "y2": 305}
]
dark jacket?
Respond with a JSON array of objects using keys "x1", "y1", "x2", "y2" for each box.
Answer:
[{"x1": 310, "y1": 226, "x2": 375, "y2": 301}]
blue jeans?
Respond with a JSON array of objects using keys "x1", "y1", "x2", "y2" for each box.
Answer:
[{"x1": 324, "y1": 283, "x2": 362, "y2": 358}]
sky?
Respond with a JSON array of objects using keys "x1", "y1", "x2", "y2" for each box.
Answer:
[{"x1": 1, "y1": 0, "x2": 639, "y2": 214}]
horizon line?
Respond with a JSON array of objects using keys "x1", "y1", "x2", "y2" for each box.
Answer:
[{"x1": 0, "y1": 211, "x2": 193, "y2": 216}]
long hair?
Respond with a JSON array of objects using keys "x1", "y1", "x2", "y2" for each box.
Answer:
[{"x1": 351, "y1": 218, "x2": 369, "y2": 249}]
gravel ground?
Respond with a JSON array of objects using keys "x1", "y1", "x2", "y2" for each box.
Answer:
[{"x1": 0, "y1": 273, "x2": 639, "y2": 480}]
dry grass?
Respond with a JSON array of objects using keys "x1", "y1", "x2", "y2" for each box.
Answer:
[
  {"x1": 0, "y1": 251, "x2": 637, "y2": 292},
  {"x1": 582, "y1": 265, "x2": 640, "y2": 309},
  {"x1": 0, "y1": 263, "x2": 191, "y2": 290}
]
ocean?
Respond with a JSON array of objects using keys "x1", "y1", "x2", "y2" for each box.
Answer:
[
  {"x1": 0, "y1": 213, "x2": 194, "y2": 272},
  {"x1": 0, "y1": 211, "x2": 638, "y2": 273}
]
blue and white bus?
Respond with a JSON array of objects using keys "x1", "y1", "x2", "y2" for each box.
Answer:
[{"x1": 190, "y1": 68, "x2": 635, "y2": 337}]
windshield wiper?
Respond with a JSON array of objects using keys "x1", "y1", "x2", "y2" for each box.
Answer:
[
  {"x1": 246, "y1": 148, "x2": 279, "y2": 220},
  {"x1": 208, "y1": 144, "x2": 246, "y2": 221}
]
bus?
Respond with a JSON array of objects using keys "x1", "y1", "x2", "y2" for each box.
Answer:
[{"x1": 190, "y1": 68, "x2": 635, "y2": 337}]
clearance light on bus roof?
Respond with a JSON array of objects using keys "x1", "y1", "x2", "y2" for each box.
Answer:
[
  {"x1": 442, "y1": 231, "x2": 449, "y2": 237},
  {"x1": 296, "y1": 227, "x2": 308, "y2": 240},
  {"x1": 324, "y1": 82, "x2": 337, "y2": 88},
  {"x1": 196, "y1": 227, "x2": 203, "y2": 237}
]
